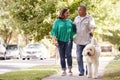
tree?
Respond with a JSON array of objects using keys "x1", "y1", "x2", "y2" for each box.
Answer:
[
  {"x1": 10, "y1": 0, "x2": 58, "y2": 43},
  {"x1": 0, "y1": 0, "x2": 18, "y2": 44},
  {"x1": 0, "y1": 0, "x2": 120, "y2": 50}
]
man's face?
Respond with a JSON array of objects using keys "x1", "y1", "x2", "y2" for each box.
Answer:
[{"x1": 78, "y1": 7, "x2": 86, "y2": 16}]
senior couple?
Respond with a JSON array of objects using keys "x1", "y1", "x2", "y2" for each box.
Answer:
[{"x1": 51, "y1": 4, "x2": 95, "y2": 76}]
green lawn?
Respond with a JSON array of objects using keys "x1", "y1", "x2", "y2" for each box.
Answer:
[
  {"x1": 0, "y1": 58, "x2": 78, "y2": 80},
  {"x1": 103, "y1": 60, "x2": 120, "y2": 80},
  {"x1": 0, "y1": 65, "x2": 60, "y2": 80}
]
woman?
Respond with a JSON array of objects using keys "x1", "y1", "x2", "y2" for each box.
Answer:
[{"x1": 51, "y1": 8, "x2": 76, "y2": 76}]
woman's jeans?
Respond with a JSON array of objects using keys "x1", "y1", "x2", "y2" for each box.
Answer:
[
  {"x1": 76, "y1": 44, "x2": 86, "y2": 74},
  {"x1": 58, "y1": 40, "x2": 73, "y2": 71}
]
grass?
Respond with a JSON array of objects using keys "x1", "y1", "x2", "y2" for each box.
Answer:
[
  {"x1": 0, "y1": 58, "x2": 78, "y2": 80},
  {"x1": 0, "y1": 65, "x2": 60, "y2": 80},
  {"x1": 103, "y1": 60, "x2": 120, "y2": 80}
]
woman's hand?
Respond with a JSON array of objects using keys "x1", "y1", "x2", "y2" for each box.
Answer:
[
  {"x1": 53, "y1": 36, "x2": 58, "y2": 47},
  {"x1": 54, "y1": 41, "x2": 58, "y2": 47}
]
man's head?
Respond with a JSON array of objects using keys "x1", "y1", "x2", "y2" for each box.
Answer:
[{"x1": 78, "y1": 4, "x2": 86, "y2": 17}]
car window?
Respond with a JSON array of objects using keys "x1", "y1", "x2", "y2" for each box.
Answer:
[
  {"x1": 0, "y1": 45, "x2": 4, "y2": 48},
  {"x1": 6, "y1": 45, "x2": 18, "y2": 50},
  {"x1": 26, "y1": 44, "x2": 41, "y2": 49}
]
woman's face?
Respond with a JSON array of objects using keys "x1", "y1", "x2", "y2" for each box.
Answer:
[{"x1": 64, "y1": 10, "x2": 69, "y2": 19}]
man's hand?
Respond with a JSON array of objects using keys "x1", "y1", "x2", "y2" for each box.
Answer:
[
  {"x1": 89, "y1": 32, "x2": 93, "y2": 37},
  {"x1": 89, "y1": 28, "x2": 95, "y2": 37}
]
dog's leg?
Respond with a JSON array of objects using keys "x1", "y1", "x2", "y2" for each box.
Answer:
[
  {"x1": 87, "y1": 63, "x2": 92, "y2": 78},
  {"x1": 93, "y1": 62, "x2": 99, "y2": 79}
]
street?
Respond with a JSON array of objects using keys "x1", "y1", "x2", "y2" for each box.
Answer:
[{"x1": 0, "y1": 58, "x2": 56, "y2": 74}]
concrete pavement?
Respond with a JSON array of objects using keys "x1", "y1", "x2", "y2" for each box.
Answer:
[{"x1": 42, "y1": 57, "x2": 114, "y2": 80}]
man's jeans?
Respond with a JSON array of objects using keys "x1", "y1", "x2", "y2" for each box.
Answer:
[
  {"x1": 58, "y1": 40, "x2": 73, "y2": 70},
  {"x1": 76, "y1": 44, "x2": 86, "y2": 74}
]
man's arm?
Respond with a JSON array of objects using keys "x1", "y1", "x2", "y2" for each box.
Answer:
[
  {"x1": 89, "y1": 27, "x2": 95, "y2": 37},
  {"x1": 89, "y1": 16, "x2": 95, "y2": 37}
]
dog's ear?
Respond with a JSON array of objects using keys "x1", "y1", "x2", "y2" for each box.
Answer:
[
  {"x1": 93, "y1": 46, "x2": 100, "y2": 56},
  {"x1": 93, "y1": 48, "x2": 97, "y2": 56}
]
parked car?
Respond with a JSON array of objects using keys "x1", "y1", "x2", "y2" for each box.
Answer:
[
  {"x1": 5, "y1": 44, "x2": 21, "y2": 59},
  {"x1": 0, "y1": 44, "x2": 6, "y2": 59},
  {"x1": 21, "y1": 43, "x2": 49, "y2": 60}
]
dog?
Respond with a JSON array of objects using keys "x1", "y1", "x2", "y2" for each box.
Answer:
[{"x1": 82, "y1": 38, "x2": 100, "y2": 79}]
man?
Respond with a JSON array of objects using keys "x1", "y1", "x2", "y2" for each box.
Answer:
[{"x1": 74, "y1": 4, "x2": 95, "y2": 76}]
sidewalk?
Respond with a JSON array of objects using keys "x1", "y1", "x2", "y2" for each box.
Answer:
[{"x1": 42, "y1": 57, "x2": 114, "y2": 80}]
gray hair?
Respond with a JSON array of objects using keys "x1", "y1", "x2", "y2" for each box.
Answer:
[{"x1": 79, "y1": 4, "x2": 86, "y2": 10}]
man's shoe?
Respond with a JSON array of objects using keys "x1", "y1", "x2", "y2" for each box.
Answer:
[
  {"x1": 79, "y1": 73, "x2": 84, "y2": 76},
  {"x1": 68, "y1": 72, "x2": 73, "y2": 76}
]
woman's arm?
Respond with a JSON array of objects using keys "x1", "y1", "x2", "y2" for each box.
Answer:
[
  {"x1": 50, "y1": 20, "x2": 59, "y2": 47},
  {"x1": 52, "y1": 36, "x2": 58, "y2": 47}
]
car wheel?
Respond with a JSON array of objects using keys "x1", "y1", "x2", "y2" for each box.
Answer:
[
  {"x1": 22, "y1": 58, "x2": 26, "y2": 60},
  {"x1": 4, "y1": 56, "x2": 6, "y2": 60},
  {"x1": 3, "y1": 57, "x2": 6, "y2": 60},
  {"x1": 27, "y1": 58, "x2": 30, "y2": 60},
  {"x1": 40, "y1": 58, "x2": 43, "y2": 60}
]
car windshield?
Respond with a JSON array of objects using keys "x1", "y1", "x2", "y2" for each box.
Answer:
[
  {"x1": 6, "y1": 45, "x2": 18, "y2": 50},
  {"x1": 0, "y1": 45, "x2": 3, "y2": 47},
  {"x1": 0, "y1": 45, "x2": 4, "y2": 48},
  {"x1": 26, "y1": 44, "x2": 41, "y2": 49}
]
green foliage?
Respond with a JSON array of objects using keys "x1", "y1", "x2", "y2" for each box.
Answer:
[
  {"x1": 10, "y1": 0, "x2": 58, "y2": 42},
  {"x1": 102, "y1": 30, "x2": 120, "y2": 45},
  {"x1": 0, "y1": 0, "x2": 18, "y2": 44},
  {"x1": 0, "y1": 0, "x2": 120, "y2": 48},
  {"x1": 101, "y1": 29, "x2": 120, "y2": 50}
]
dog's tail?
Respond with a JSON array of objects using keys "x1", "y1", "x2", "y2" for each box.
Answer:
[{"x1": 91, "y1": 37, "x2": 98, "y2": 45}]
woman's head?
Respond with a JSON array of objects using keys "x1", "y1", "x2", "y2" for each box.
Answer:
[{"x1": 58, "y1": 8, "x2": 69, "y2": 20}]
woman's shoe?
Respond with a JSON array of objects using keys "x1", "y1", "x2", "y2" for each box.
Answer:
[{"x1": 61, "y1": 71, "x2": 66, "y2": 76}]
